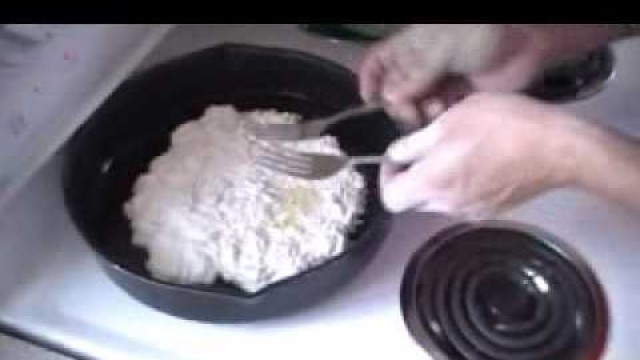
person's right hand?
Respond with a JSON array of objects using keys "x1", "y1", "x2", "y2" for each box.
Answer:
[
  {"x1": 379, "y1": 92, "x2": 585, "y2": 219},
  {"x1": 380, "y1": 92, "x2": 640, "y2": 218},
  {"x1": 358, "y1": 24, "x2": 625, "y2": 127}
]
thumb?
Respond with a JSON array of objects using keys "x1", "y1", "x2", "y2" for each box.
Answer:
[
  {"x1": 380, "y1": 160, "x2": 434, "y2": 213},
  {"x1": 386, "y1": 120, "x2": 444, "y2": 164}
]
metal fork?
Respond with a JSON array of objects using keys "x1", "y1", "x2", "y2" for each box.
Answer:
[
  {"x1": 246, "y1": 103, "x2": 384, "y2": 141},
  {"x1": 255, "y1": 142, "x2": 386, "y2": 180}
]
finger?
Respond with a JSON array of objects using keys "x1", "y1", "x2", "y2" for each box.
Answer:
[
  {"x1": 381, "y1": 160, "x2": 438, "y2": 213},
  {"x1": 381, "y1": 69, "x2": 442, "y2": 107},
  {"x1": 385, "y1": 121, "x2": 445, "y2": 164},
  {"x1": 416, "y1": 199, "x2": 454, "y2": 213},
  {"x1": 420, "y1": 98, "x2": 446, "y2": 120},
  {"x1": 379, "y1": 160, "x2": 403, "y2": 188},
  {"x1": 385, "y1": 100, "x2": 422, "y2": 128},
  {"x1": 359, "y1": 46, "x2": 388, "y2": 102},
  {"x1": 415, "y1": 76, "x2": 471, "y2": 119},
  {"x1": 385, "y1": 133, "x2": 476, "y2": 213},
  {"x1": 378, "y1": 63, "x2": 425, "y2": 127},
  {"x1": 459, "y1": 205, "x2": 496, "y2": 222}
]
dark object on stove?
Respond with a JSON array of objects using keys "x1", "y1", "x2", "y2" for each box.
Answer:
[
  {"x1": 63, "y1": 43, "x2": 400, "y2": 322},
  {"x1": 401, "y1": 221, "x2": 608, "y2": 360},
  {"x1": 525, "y1": 47, "x2": 615, "y2": 103},
  {"x1": 299, "y1": 24, "x2": 402, "y2": 42}
]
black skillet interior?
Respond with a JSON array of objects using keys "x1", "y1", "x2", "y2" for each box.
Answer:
[{"x1": 63, "y1": 43, "x2": 401, "y2": 300}]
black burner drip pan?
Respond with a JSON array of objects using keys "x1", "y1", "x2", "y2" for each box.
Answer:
[
  {"x1": 401, "y1": 221, "x2": 608, "y2": 360},
  {"x1": 525, "y1": 47, "x2": 615, "y2": 103}
]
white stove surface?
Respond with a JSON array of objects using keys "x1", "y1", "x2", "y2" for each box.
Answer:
[{"x1": 1, "y1": 25, "x2": 640, "y2": 360}]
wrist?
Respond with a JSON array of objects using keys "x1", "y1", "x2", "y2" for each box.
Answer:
[
  {"x1": 565, "y1": 118, "x2": 640, "y2": 202},
  {"x1": 536, "y1": 109, "x2": 622, "y2": 190},
  {"x1": 543, "y1": 112, "x2": 590, "y2": 188}
]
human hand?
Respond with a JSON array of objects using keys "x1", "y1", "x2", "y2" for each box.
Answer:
[
  {"x1": 359, "y1": 24, "x2": 625, "y2": 127},
  {"x1": 380, "y1": 93, "x2": 584, "y2": 219}
]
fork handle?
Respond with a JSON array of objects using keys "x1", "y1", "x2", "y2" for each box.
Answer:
[
  {"x1": 306, "y1": 103, "x2": 385, "y2": 136},
  {"x1": 348, "y1": 155, "x2": 388, "y2": 165}
]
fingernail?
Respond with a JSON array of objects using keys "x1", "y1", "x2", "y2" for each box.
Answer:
[
  {"x1": 382, "y1": 192, "x2": 411, "y2": 213},
  {"x1": 360, "y1": 89, "x2": 373, "y2": 102},
  {"x1": 387, "y1": 138, "x2": 410, "y2": 162},
  {"x1": 381, "y1": 179, "x2": 415, "y2": 213},
  {"x1": 424, "y1": 99, "x2": 446, "y2": 119},
  {"x1": 417, "y1": 200, "x2": 453, "y2": 213},
  {"x1": 382, "y1": 85, "x2": 403, "y2": 105}
]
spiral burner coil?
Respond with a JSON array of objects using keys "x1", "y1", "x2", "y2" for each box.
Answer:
[{"x1": 401, "y1": 223, "x2": 608, "y2": 360}]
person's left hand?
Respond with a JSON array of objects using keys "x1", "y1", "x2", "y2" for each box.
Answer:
[{"x1": 380, "y1": 92, "x2": 584, "y2": 219}]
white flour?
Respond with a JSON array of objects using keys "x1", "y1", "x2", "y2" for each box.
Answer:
[{"x1": 124, "y1": 105, "x2": 365, "y2": 293}]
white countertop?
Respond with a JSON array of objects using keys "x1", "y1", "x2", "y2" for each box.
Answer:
[{"x1": 0, "y1": 25, "x2": 639, "y2": 360}]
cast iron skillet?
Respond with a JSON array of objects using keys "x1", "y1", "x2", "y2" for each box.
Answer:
[{"x1": 63, "y1": 43, "x2": 400, "y2": 322}]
